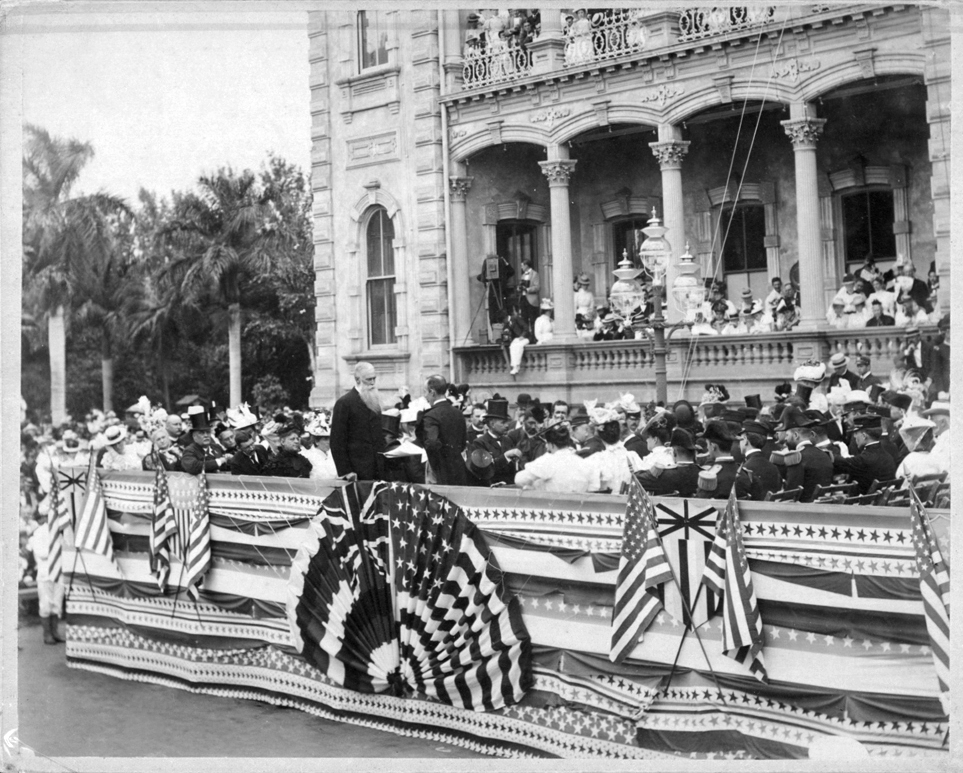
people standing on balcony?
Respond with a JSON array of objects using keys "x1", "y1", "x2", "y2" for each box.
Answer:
[
  {"x1": 765, "y1": 276, "x2": 783, "y2": 316},
  {"x1": 565, "y1": 9, "x2": 594, "y2": 65},
  {"x1": 891, "y1": 258, "x2": 931, "y2": 312},
  {"x1": 701, "y1": 283, "x2": 737, "y2": 321},
  {"x1": 466, "y1": 397, "x2": 523, "y2": 486},
  {"x1": 533, "y1": 298, "x2": 554, "y2": 343},
  {"x1": 866, "y1": 298, "x2": 895, "y2": 327},
  {"x1": 773, "y1": 284, "x2": 800, "y2": 331},
  {"x1": 514, "y1": 423, "x2": 594, "y2": 493},
  {"x1": 505, "y1": 304, "x2": 533, "y2": 376},
  {"x1": 415, "y1": 374, "x2": 469, "y2": 487},
  {"x1": 927, "y1": 262, "x2": 941, "y2": 319},
  {"x1": 895, "y1": 294, "x2": 930, "y2": 328},
  {"x1": 574, "y1": 273, "x2": 595, "y2": 338},
  {"x1": 517, "y1": 259, "x2": 540, "y2": 330},
  {"x1": 478, "y1": 254, "x2": 515, "y2": 327},
  {"x1": 831, "y1": 272, "x2": 861, "y2": 319},
  {"x1": 735, "y1": 300, "x2": 769, "y2": 334},
  {"x1": 825, "y1": 298, "x2": 848, "y2": 329},
  {"x1": 867, "y1": 275, "x2": 897, "y2": 320},
  {"x1": 719, "y1": 309, "x2": 740, "y2": 336},
  {"x1": 330, "y1": 361, "x2": 386, "y2": 481}
]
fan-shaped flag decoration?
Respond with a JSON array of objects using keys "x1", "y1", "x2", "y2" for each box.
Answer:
[{"x1": 287, "y1": 481, "x2": 532, "y2": 711}]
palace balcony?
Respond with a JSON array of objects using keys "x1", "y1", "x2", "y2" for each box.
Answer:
[{"x1": 453, "y1": 325, "x2": 940, "y2": 404}]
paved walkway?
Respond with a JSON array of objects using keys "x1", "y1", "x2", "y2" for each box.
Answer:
[{"x1": 15, "y1": 616, "x2": 484, "y2": 761}]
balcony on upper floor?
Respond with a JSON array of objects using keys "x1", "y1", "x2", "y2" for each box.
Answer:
[{"x1": 455, "y1": 5, "x2": 879, "y2": 94}]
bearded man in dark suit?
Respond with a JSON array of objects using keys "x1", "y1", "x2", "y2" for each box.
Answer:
[
  {"x1": 330, "y1": 361, "x2": 386, "y2": 480},
  {"x1": 415, "y1": 374, "x2": 468, "y2": 486}
]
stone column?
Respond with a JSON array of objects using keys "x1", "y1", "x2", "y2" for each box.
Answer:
[
  {"x1": 539, "y1": 148, "x2": 578, "y2": 342},
  {"x1": 528, "y1": 9, "x2": 566, "y2": 74},
  {"x1": 781, "y1": 103, "x2": 827, "y2": 330},
  {"x1": 441, "y1": 9, "x2": 464, "y2": 92},
  {"x1": 649, "y1": 124, "x2": 690, "y2": 324},
  {"x1": 449, "y1": 173, "x2": 473, "y2": 346}
]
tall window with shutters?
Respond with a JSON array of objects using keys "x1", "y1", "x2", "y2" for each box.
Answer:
[
  {"x1": 358, "y1": 11, "x2": 389, "y2": 71},
  {"x1": 720, "y1": 203, "x2": 767, "y2": 274},
  {"x1": 365, "y1": 207, "x2": 396, "y2": 347},
  {"x1": 840, "y1": 188, "x2": 896, "y2": 266}
]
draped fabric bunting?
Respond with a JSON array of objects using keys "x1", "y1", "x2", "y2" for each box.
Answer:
[
  {"x1": 909, "y1": 486, "x2": 950, "y2": 715},
  {"x1": 610, "y1": 478, "x2": 672, "y2": 663},
  {"x1": 59, "y1": 470, "x2": 949, "y2": 760},
  {"x1": 47, "y1": 466, "x2": 71, "y2": 583},
  {"x1": 182, "y1": 468, "x2": 213, "y2": 600},
  {"x1": 701, "y1": 490, "x2": 767, "y2": 682},
  {"x1": 288, "y1": 481, "x2": 532, "y2": 711},
  {"x1": 73, "y1": 458, "x2": 118, "y2": 571},
  {"x1": 148, "y1": 460, "x2": 178, "y2": 591}
]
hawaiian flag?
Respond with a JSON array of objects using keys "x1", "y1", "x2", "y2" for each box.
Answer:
[
  {"x1": 149, "y1": 460, "x2": 179, "y2": 592},
  {"x1": 46, "y1": 468, "x2": 72, "y2": 583},
  {"x1": 610, "y1": 477, "x2": 674, "y2": 663},
  {"x1": 701, "y1": 489, "x2": 767, "y2": 682},
  {"x1": 909, "y1": 485, "x2": 950, "y2": 715},
  {"x1": 183, "y1": 467, "x2": 213, "y2": 601},
  {"x1": 74, "y1": 457, "x2": 117, "y2": 567}
]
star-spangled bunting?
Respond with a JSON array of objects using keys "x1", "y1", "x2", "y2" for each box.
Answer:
[
  {"x1": 701, "y1": 490, "x2": 767, "y2": 682},
  {"x1": 46, "y1": 466, "x2": 72, "y2": 584},
  {"x1": 149, "y1": 459, "x2": 179, "y2": 592},
  {"x1": 73, "y1": 457, "x2": 118, "y2": 568},
  {"x1": 183, "y1": 467, "x2": 212, "y2": 600},
  {"x1": 610, "y1": 477, "x2": 673, "y2": 663},
  {"x1": 909, "y1": 485, "x2": 950, "y2": 715}
]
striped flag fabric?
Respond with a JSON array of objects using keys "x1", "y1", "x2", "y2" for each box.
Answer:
[
  {"x1": 183, "y1": 468, "x2": 213, "y2": 601},
  {"x1": 74, "y1": 458, "x2": 116, "y2": 566},
  {"x1": 610, "y1": 477, "x2": 674, "y2": 663},
  {"x1": 47, "y1": 469, "x2": 72, "y2": 584},
  {"x1": 909, "y1": 485, "x2": 950, "y2": 715},
  {"x1": 701, "y1": 489, "x2": 767, "y2": 682},
  {"x1": 149, "y1": 460, "x2": 179, "y2": 592}
]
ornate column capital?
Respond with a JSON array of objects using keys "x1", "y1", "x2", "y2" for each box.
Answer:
[
  {"x1": 781, "y1": 117, "x2": 827, "y2": 149},
  {"x1": 449, "y1": 176, "x2": 473, "y2": 202},
  {"x1": 538, "y1": 159, "x2": 577, "y2": 187},
  {"x1": 648, "y1": 140, "x2": 691, "y2": 170}
]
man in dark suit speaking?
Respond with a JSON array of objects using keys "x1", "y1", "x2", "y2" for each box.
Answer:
[
  {"x1": 415, "y1": 374, "x2": 469, "y2": 486},
  {"x1": 330, "y1": 361, "x2": 385, "y2": 480}
]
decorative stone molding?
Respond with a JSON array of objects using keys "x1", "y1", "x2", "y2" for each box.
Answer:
[
  {"x1": 591, "y1": 99, "x2": 610, "y2": 126},
  {"x1": 538, "y1": 159, "x2": 578, "y2": 187},
  {"x1": 346, "y1": 131, "x2": 399, "y2": 169},
  {"x1": 448, "y1": 127, "x2": 468, "y2": 142},
  {"x1": 772, "y1": 57, "x2": 820, "y2": 83},
  {"x1": 530, "y1": 106, "x2": 572, "y2": 130},
  {"x1": 649, "y1": 140, "x2": 691, "y2": 170},
  {"x1": 781, "y1": 117, "x2": 827, "y2": 149},
  {"x1": 486, "y1": 120, "x2": 503, "y2": 146},
  {"x1": 712, "y1": 75, "x2": 733, "y2": 104},
  {"x1": 853, "y1": 48, "x2": 876, "y2": 79},
  {"x1": 639, "y1": 83, "x2": 684, "y2": 108},
  {"x1": 449, "y1": 177, "x2": 473, "y2": 202}
]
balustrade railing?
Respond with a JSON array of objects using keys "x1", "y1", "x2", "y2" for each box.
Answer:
[
  {"x1": 562, "y1": 9, "x2": 648, "y2": 67},
  {"x1": 462, "y1": 46, "x2": 532, "y2": 88},
  {"x1": 677, "y1": 6, "x2": 775, "y2": 42}
]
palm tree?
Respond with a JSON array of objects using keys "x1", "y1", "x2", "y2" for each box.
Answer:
[
  {"x1": 162, "y1": 168, "x2": 293, "y2": 406},
  {"x1": 22, "y1": 124, "x2": 127, "y2": 422}
]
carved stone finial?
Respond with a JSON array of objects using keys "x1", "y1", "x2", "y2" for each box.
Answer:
[
  {"x1": 449, "y1": 177, "x2": 473, "y2": 202},
  {"x1": 780, "y1": 117, "x2": 827, "y2": 149},
  {"x1": 538, "y1": 159, "x2": 578, "y2": 187},
  {"x1": 649, "y1": 140, "x2": 691, "y2": 170}
]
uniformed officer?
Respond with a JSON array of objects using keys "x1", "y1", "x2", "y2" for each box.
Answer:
[
  {"x1": 696, "y1": 420, "x2": 740, "y2": 499},
  {"x1": 636, "y1": 427, "x2": 700, "y2": 497},
  {"x1": 772, "y1": 406, "x2": 833, "y2": 502},
  {"x1": 831, "y1": 413, "x2": 897, "y2": 494},
  {"x1": 805, "y1": 410, "x2": 850, "y2": 459},
  {"x1": 734, "y1": 420, "x2": 782, "y2": 501}
]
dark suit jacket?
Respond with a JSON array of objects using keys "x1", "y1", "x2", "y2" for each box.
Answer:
[
  {"x1": 833, "y1": 442, "x2": 896, "y2": 494},
  {"x1": 785, "y1": 443, "x2": 834, "y2": 502},
  {"x1": 576, "y1": 436, "x2": 605, "y2": 459},
  {"x1": 507, "y1": 426, "x2": 546, "y2": 469},
  {"x1": 827, "y1": 370, "x2": 860, "y2": 391},
  {"x1": 330, "y1": 388, "x2": 385, "y2": 480},
  {"x1": 637, "y1": 462, "x2": 700, "y2": 498},
  {"x1": 264, "y1": 449, "x2": 313, "y2": 479},
  {"x1": 467, "y1": 431, "x2": 517, "y2": 486},
  {"x1": 856, "y1": 373, "x2": 882, "y2": 392},
  {"x1": 229, "y1": 446, "x2": 270, "y2": 476},
  {"x1": 734, "y1": 452, "x2": 782, "y2": 501},
  {"x1": 867, "y1": 315, "x2": 895, "y2": 327},
  {"x1": 180, "y1": 442, "x2": 224, "y2": 475},
  {"x1": 623, "y1": 434, "x2": 649, "y2": 458},
  {"x1": 416, "y1": 399, "x2": 468, "y2": 486}
]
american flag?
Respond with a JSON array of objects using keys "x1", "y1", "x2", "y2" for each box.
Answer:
[
  {"x1": 610, "y1": 477, "x2": 673, "y2": 664},
  {"x1": 74, "y1": 458, "x2": 117, "y2": 566},
  {"x1": 909, "y1": 485, "x2": 950, "y2": 715},
  {"x1": 701, "y1": 489, "x2": 767, "y2": 682},
  {"x1": 47, "y1": 468, "x2": 72, "y2": 583},
  {"x1": 149, "y1": 459, "x2": 179, "y2": 592},
  {"x1": 183, "y1": 467, "x2": 213, "y2": 601}
]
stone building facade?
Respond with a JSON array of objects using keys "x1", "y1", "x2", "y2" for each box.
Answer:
[{"x1": 308, "y1": 5, "x2": 951, "y2": 407}]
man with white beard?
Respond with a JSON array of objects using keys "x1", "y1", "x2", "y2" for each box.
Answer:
[{"x1": 330, "y1": 361, "x2": 386, "y2": 480}]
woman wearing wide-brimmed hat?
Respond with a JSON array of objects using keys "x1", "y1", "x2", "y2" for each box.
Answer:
[{"x1": 95, "y1": 424, "x2": 141, "y2": 471}]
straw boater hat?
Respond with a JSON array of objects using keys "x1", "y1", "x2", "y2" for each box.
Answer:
[
  {"x1": 829, "y1": 352, "x2": 849, "y2": 371},
  {"x1": 102, "y1": 424, "x2": 128, "y2": 447},
  {"x1": 577, "y1": 272, "x2": 591, "y2": 286},
  {"x1": 921, "y1": 401, "x2": 950, "y2": 418}
]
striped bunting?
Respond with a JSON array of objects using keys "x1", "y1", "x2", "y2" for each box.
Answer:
[
  {"x1": 702, "y1": 490, "x2": 767, "y2": 682},
  {"x1": 74, "y1": 458, "x2": 117, "y2": 568},
  {"x1": 183, "y1": 468, "x2": 213, "y2": 600},
  {"x1": 148, "y1": 460, "x2": 179, "y2": 592},
  {"x1": 47, "y1": 466, "x2": 72, "y2": 583},
  {"x1": 909, "y1": 485, "x2": 950, "y2": 715},
  {"x1": 610, "y1": 478, "x2": 673, "y2": 663}
]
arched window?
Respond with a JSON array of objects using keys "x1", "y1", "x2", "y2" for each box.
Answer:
[
  {"x1": 365, "y1": 207, "x2": 396, "y2": 346},
  {"x1": 358, "y1": 11, "x2": 389, "y2": 71}
]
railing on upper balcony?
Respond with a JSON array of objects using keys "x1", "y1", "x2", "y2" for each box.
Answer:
[
  {"x1": 677, "y1": 6, "x2": 776, "y2": 42},
  {"x1": 463, "y1": 45, "x2": 532, "y2": 89},
  {"x1": 562, "y1": 9, "x2": 648, "y2": 67}
]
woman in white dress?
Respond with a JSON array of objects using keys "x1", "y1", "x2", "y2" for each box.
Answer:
[
  {"x1": 584, "y1": 405, "x2": 644, "y2": 494},
  {"x1": 635, "y1": 410, "x2": 677, "y2": 474},
  {"x1": 514, "y1": 424, "x2": 595, "y2": 493},
  {"x1": 96, "y1": 424, "x2": 142, "y2": 471},
  {"x1": 565, "y1": 9, "x2": 594, "y2": 65}
]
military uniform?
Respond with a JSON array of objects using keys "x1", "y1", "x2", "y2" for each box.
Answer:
[
  {"x1": 832, "y1": 441, "x2": 896, "y2": 494},
  {"x1": 695, "y1": 455, "x2": 740, "y2": 499},
  {"x1": 637, "y1": 461, "x2": 700, "y2": 498},
  {"x1": 782, "y1": 441, "x2": 834, "y2": 502},
  {"x1": 734, "y1": 450, "x2": 782, "y2": 501}
]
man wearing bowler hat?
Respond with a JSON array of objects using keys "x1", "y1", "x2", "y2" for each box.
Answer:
[
  {"x1": 734, "y1": 419, "x2": 781, "y2": 501},
  {"x1": 695, "y1": 420, "x2": 740, "y2": 499},
  {"x1": 831, "y1": 413, "x2": 896, "y2": 494},
  {"x1": 416, "y1": 374, "x2": 469, "y2": 486},
  {"x1": 773, "y1": 406, "x2": 833, "y2": 502},
  {"x1": 180, "y1": 406, "x2": 230, "y2": 475},
  {"x1": 466, "y1": 398, "x2": 522, "y2": 486}
]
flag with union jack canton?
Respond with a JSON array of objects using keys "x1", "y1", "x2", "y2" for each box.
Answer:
[
  {"x1": 909, "y1": 485, "x2": 950, "y2": 715},
  {"x1": 47, "y1": 468, "x2": 72, "y2": 584},
  {"x1": 701, "y1": 490, "x2": 767, "y2": 682},
  {"x1": 149, "y1": 459, "x2": 179, "y2": 592},
  {"x1": 609, "y1": 477, "x2": 674, "y2": 663},
  {"x1": 183, "y1": 467, "x2": 213, "y2": 600},
  {"x1": 74, "y1": 457, "x2": 118, "y2": 570}
]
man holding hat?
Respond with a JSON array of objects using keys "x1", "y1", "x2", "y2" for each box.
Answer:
[
  {"x1": 180, "y1": 406, "x2": 230, "y2": 475},
  {"x1": 832, "y1": 414, "x2": 896, "y2": 494},
  {"x1": 466, "y1": 398, "x2": 523, "y2": 486},
  {"x1": 734, "y1": 420, "x2": 781, "y2": 501},
  {"x1": 773, "y1": 406, "x2": 834, "y2": 502},
  {"x1": 827, "y1": 352, "x2": 859, "y2": 391},
  {"x1": 695, "y1": 420, "x2": 740, "y2": 499},
  {"x1": 416, "y1": 374, "x2": 469, "y2": 486}
]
